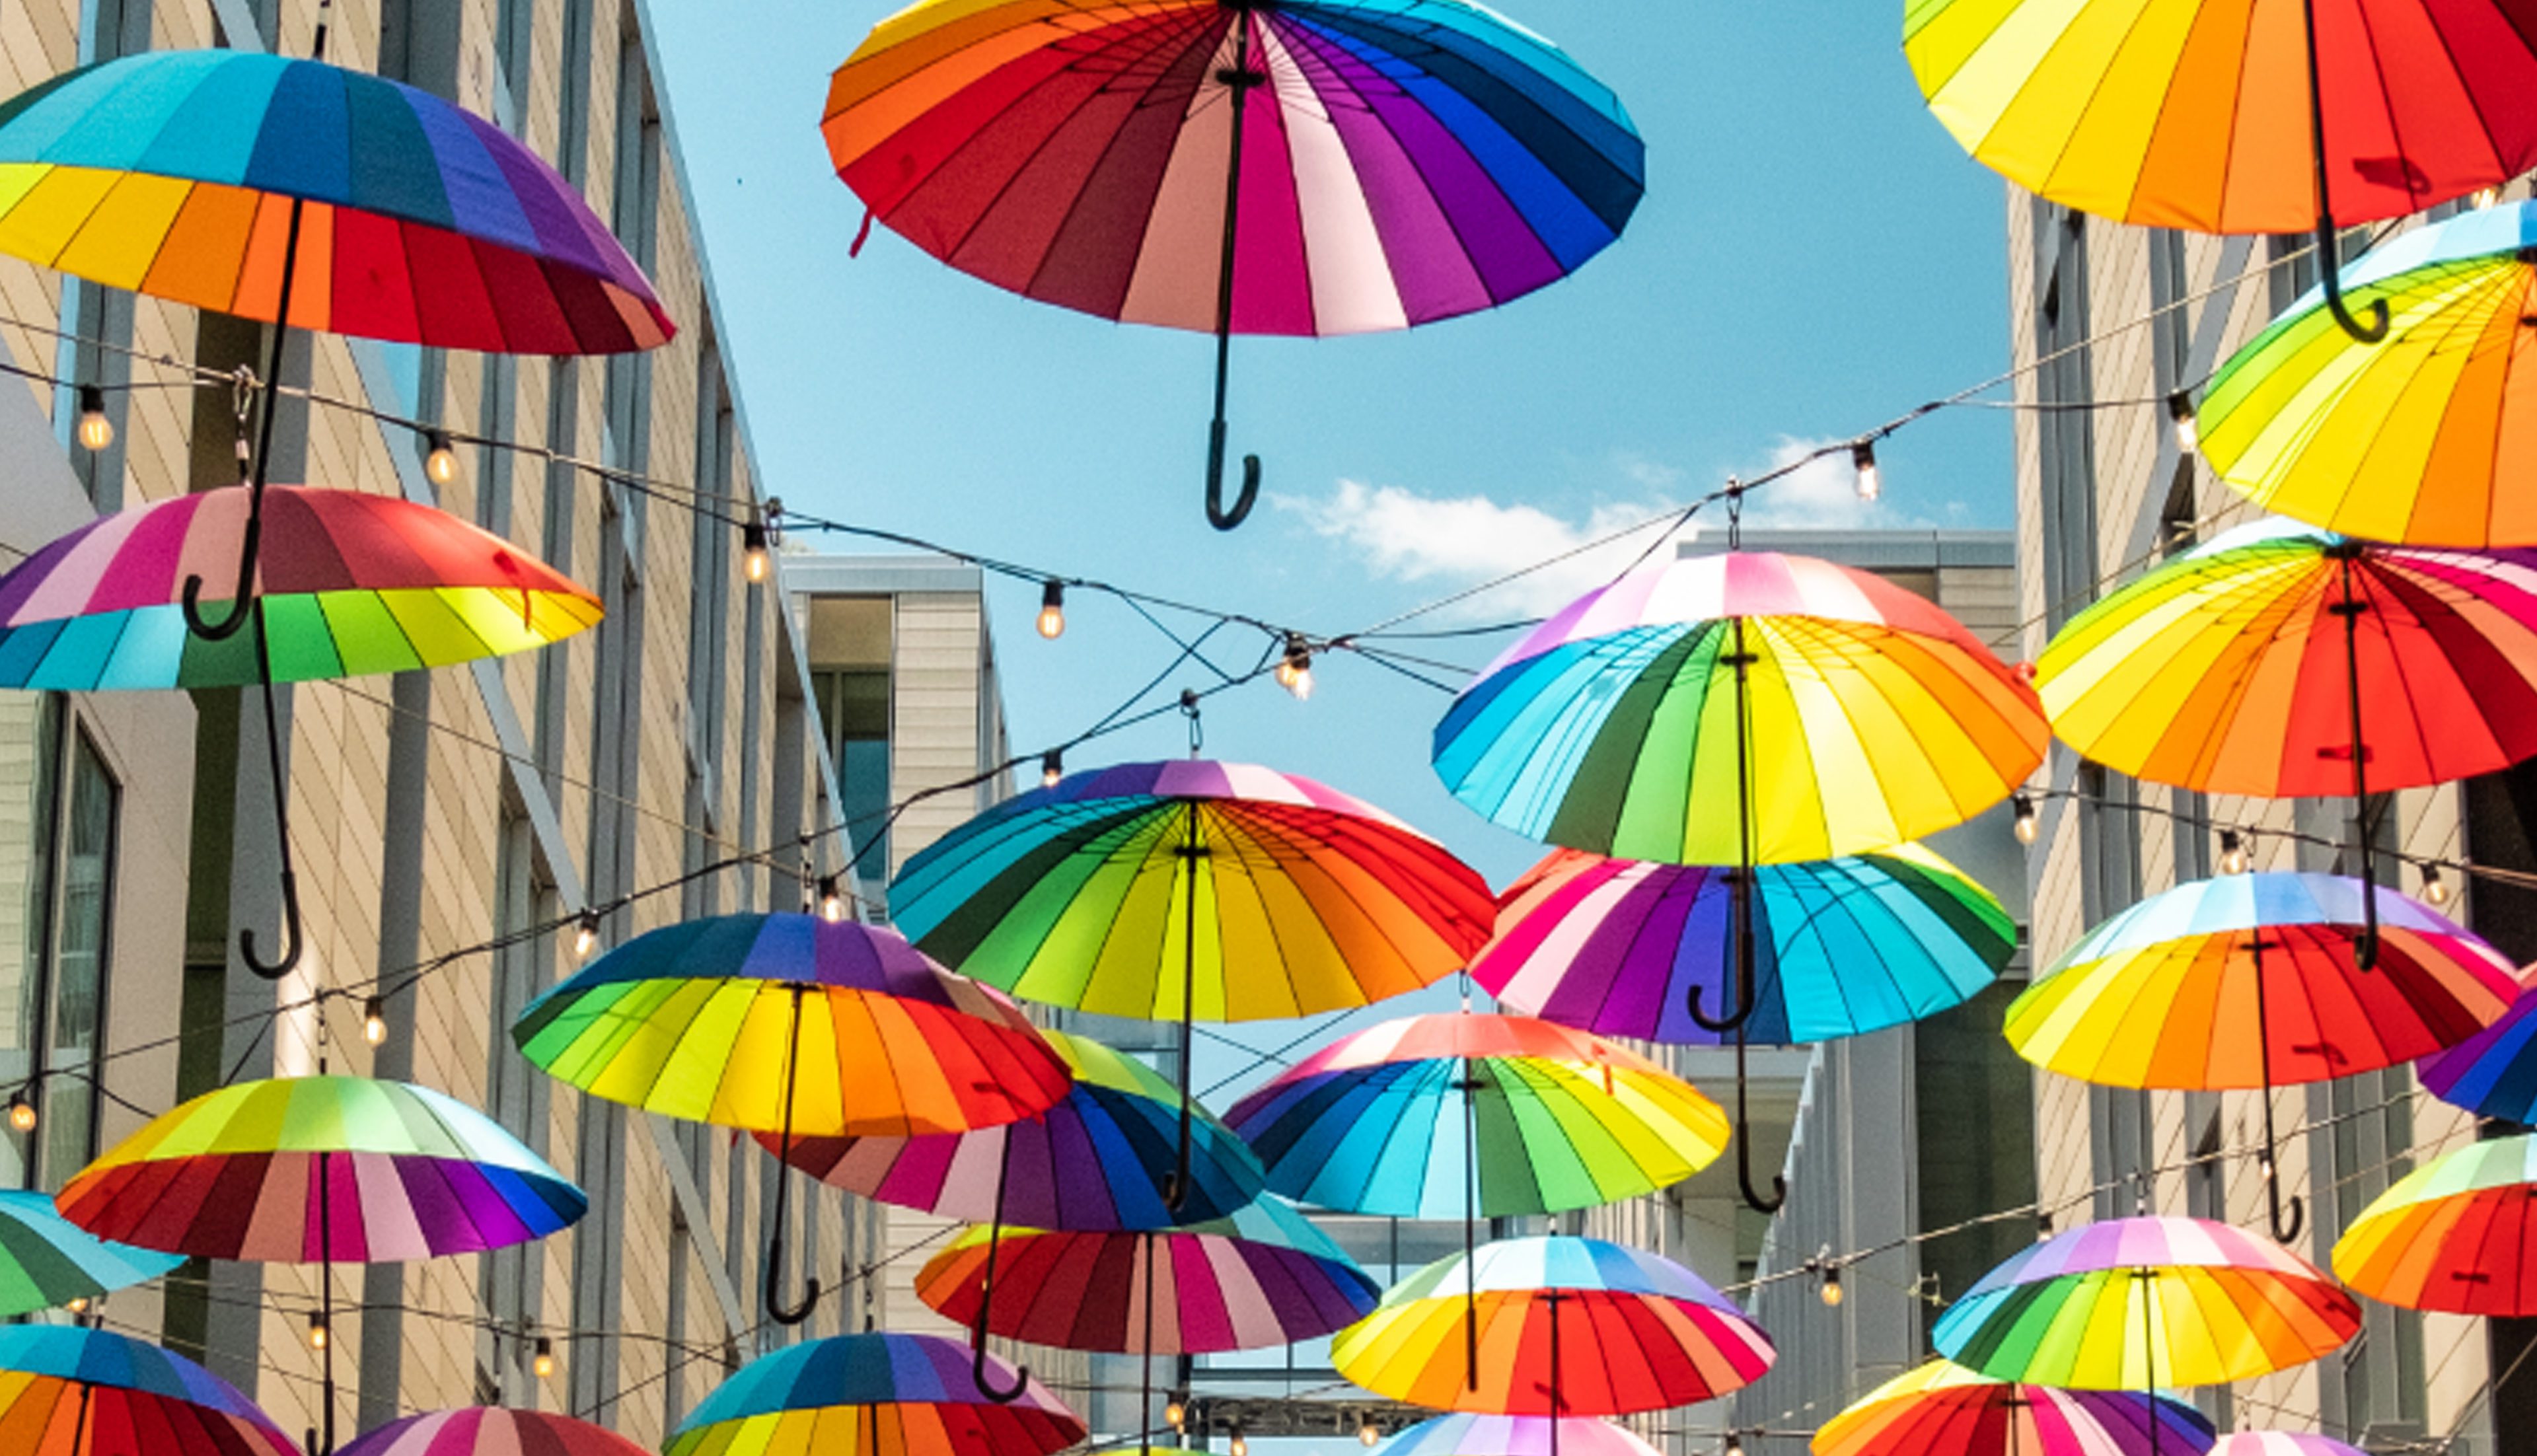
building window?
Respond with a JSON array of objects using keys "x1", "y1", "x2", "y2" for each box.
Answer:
[
  {"x1": 819, "y1": 670, "x2": 892, "y2": 888},
  {"x1": 1914, "y1": 978, "x2": 2037, "y2": 1327},
  {"x1": 0, "y1": 697, "x2": 117, "y2": 1190},
  {"x1": 2032, "y1": 201, "x2": 2097, "y2": 635}
]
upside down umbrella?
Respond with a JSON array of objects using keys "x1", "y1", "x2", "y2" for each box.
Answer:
[
  {"x1": 55, "y1": 1075, "x2": 585, "y2": 1456},
  {"x1": 2331, "y1": 1132, "x2": 2537, "y2": 1314},
  {"x1": 2036, "y1": 518, "x2": 2537, "y2": 965},
  {"x1": 1904, "y1": 0, "x2": 2537, "y2": 340},
  {"x1": 2005, "y1": 871, "x2": 2515, "y2": 1241},
  {"x1": 665, "y1": 1332, "x2": 1084, "y2": 1456},
  {"x1": 1934, "y1": 1217, "x2": 2358, "y2": 1456},
  {"x1": 0, "y1": 1188, "x2": 182, "y2": 1317},
  {"x1": 0, "y1": 1323, "x2": 295, "y2": 1456},
  {"x1": 336, "y1": 1410, "x2": 651, "y2": 1456},
  {"x1": 1812, "y1": 1360, "x2": 2217, "y2": 1456},
  {"x1": 0, "y1": 44, "x2": 666, "y2": 980},
  {"x1": 2197, "y1": 201, "x2": 2537, "y2": 548},
  {"x1": 1435, "y1": 537, "x2": 2044, "y2": 1209},
  {"x1": 823, "y1": 0, "x2": 1642, "y2": 529},
  {"x1": 513, "y1": 912, "x2": 1070, "y2": 1334}
]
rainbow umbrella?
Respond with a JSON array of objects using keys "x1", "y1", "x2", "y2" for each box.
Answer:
[
  {"x1": 1333, "y1": 1235, "x2": 1775, "y2": 1439},
  {"x1": 0, "y1": 1323, "x2": 294, "y2": 1456},
  {"x1": 2419, "y1": 975, "x2": 2537, "y2": 1121},
  {"x1": 1934, "y1": 1216, "x2": 2357, "y2": 1456},
  {"x1": 0, "y1": 1188, "x2": 182, "y2": 1317},
  {"x1": 2331, "y1": 1132, "x2": 2537, "y2": 1314},
  {"x1": 1812, "y1": 1360, "x2": 2216, "y2": 1456},
  {"x1": 1379, "y1": 1414, "x2": 1665, "y2": 1456},
  {"x1": 663, "y1": 1331, "x2": 1084, "y2": 1456},
  {"x1": 2006, "y1": 871, "x2": 2515, "y2": 1241},
  {"x1": 2209, "y1": 1436, "x2": 2366, "y2": 1456},
  {"x1": 56, "y1": 1075, "x2": 585, "y2": 1456},
  {"x1": 1904, "y1": 0, "x2": 2537, "y2": 340},
  {"x1": 2036, "y1": 518, "x2": 2537, "y2": 961},
  {"x1": 825, "y1": 0, "x2": 1640, "y2": 530},
  {"x1": 763, "y1": 1027, "x2": 1266, "y2": 1229},
  {"x1": 514, "y1": 912, "x2": 1070, "y2": 1331},
  {"x1": 336, "y1": 1410, "x2": 649, "y2": 1456},
  {"x1": 1434, "y1": 544, "x2": 2043, "y2": 1210},
  {"x1": 2197, "y1": 202, "x2": 2537, "y2": 548}
]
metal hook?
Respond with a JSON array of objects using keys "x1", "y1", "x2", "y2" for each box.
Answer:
[
  {"x1": 970, "y1": 1126, "x2": 1032, "y2": 1403},
  {"x1": 765, "y1": 986, "x2": 821, "y2": 1327},
  {"x1": 1732, "y1": 1031, "x2": 1784, "y2": 1214}
]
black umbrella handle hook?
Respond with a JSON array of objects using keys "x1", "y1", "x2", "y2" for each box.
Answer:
[
  {"x1": 1687, "y1": 870, "x2": 1757, "y2": 1034},
  {"x1": 240, "y1": 628, "x2": 302, "y2": 980},
  {"x1": 1200, "y1": 18, "x2": 1265, "y2": 532},
  {"x1": 1732, "y1": 1031, "x2": 1784, "y2": 1214},
  {"x1": 1205, "y1": 430, "x2": 1261, "y2": 532},
  {"x1": 971, "y1": 1127, "x2": 1032, "y2": 1403},
  {"x1": 766, "y1": 988, "x2": 821, "y2": 1327},
  {"x1": 2300, "y1": 0, "x2": 2387, "y2": 344}
]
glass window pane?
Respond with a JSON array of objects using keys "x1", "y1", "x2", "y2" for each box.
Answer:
[
  {"x1": 0, "y1": 698, "x2": 61, "y2": 1189},
  {"x1": 40, "y1": 730, "x2": 113, "y2": 1188}
]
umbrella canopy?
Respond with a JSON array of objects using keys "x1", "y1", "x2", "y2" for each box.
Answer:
[
  {"x1": 336, "y1": 1410, "x2": 649, "y2": 1456},
  {"x1": 2197, "y1": 202, "x2": 2537, "y2": 548},
  {"x1": 824, "y1": 0, "x2": 1642, "y2": 338},
  {"x1": 1379, "y1": 1414, "x2": 1666, "y2": 1456},
  {"x1": 761, "y1": 1027, "x2": 1267, "y2": 1229},
  {"x1": 0, "y1": 1323, "x2": 294, "y2": 1456},
  {"x1": 512, "y1": 912, "x2": 1071, "y2": 1138},
  {"x1": 0, "y1": 486, "x2": 601, "y2": 691},
  {"x1": 0, "y1": 50, "x2": 671, "y2": 351},
  {"x1": 0, "y1": 1188, "x2": 182, "y2": 1317},
  {"x1": 55, "y1": 1074, "x2": 585, "y2": 1262},
  {"x1": 1475, "y1": 844, "x2": 2012, "y2": 1046},
  {"x1": 2006, "y1": 873, "x2": 2515, "y2": 1090},
  {"x1": 1221, "y1": 1011, "x2": 1728, "y2": 1218},
  {"x1": 1932, "y1": 1216, "x2": 2359, "y2": 1389},
  {"x1": 889, "y1": 760, "x2": 1493, "y2": 1021},
  {"x1": 1812, "y1": 1360, "x2": 2217, "y2": 1456},
  {"x1": 663, "y1": 1332, "x2": 1084, "y2": 1456},
  {"x1": 2420, "y1": 975, "x2": 2537, "y2": 1121},
  {"x1": 1433, "y1": 550, "x2": 2046, "y2": 865},
  {"x1": 1332, "y1": 1235, "x2": 1775, "y2": 1414},
  {"x1": 2209, "y1": 1437, "x2": 2367, "y2": 1456},
  {"x1": 1904, "y1": 0, "x2": 2537, "y2": 233},
  {"x1": 912, "y1": 1196, "x2": 1380, "y2": 1354},
  {"x1": 2035, "y1": 519, "x2": 2537, "y2": 797},
  {"x1": 2332, "y1": 1132, "x2": 2537, "y2": 1315}
]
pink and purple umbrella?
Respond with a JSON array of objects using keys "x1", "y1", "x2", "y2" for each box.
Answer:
[{"x1": 336, "y1": 1410, "x2": 648, "y2": 1456}]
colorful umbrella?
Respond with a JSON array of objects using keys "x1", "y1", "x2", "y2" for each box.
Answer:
[
  {"x1": 914, "y1": 1194, "x2": 1381, "y2": 1353},
  {"x1": 1932, "y1": 1217, "x2": 2357, "y2": 1449},
  {"x1": 2006, "y1": 871, "x2": 2515, "y2": 1239},
  {"x1": 1379, "y1": 1414, "x2": 1665, "y2": 1456},
  {"x1": 2419, "y1": 974, "x2": 2537, "y2": 1121},
  {"x1": 663, "y1": 1331, "x2": 1084, "y2": 1456},
  {"x1": 0, "y1": 1188, "x2": 182, "y2": 1317},
  {"x1": 336, "y1": 1410, "x2": 650, "y2": 1456},
  {"x1": 762, "y1": 1027, "x2": 1266, "y2": 1230},
  {"x1": 57, "y1": 1074, "x2": 586, "y2": 1456},
  {"x1": 2331, "y1": 1131, "x2": 2537, "y2": 1314},
  {"x1": 889, "y1": 758, "x2": 1492, "y2": 1205},
  {"x1": 1434, "y1": 542, "x2": 2043, "y2": 1209},
  {"x1": 1904, "y1": 0, "x2": 2537, "y2": 340},
  {"x1": 825, "y1": 0, "x2": 1641, "y2": 529},
  {"x1": 1812, "y1": 1359, "x2": 2217, "y2": 1456},
  {"x1": 2036, "y1": 518, "x2": 2537, "y2": 961},
  {"x1": 0, "y1": 486, "x2": 601, "y2": 691},
  {"x1": 1333, "y1": 1235, "x2": 1775, "y2": 1422},
  {"x1": 2197, "y1": 202, "x2": 2537, "y2": 548},
  {"x1": 513, "y1": 911, "x2": 1070, "y2": 1329},
  {"x1": 2208, "y1": 1436, "x2": 2367, "y2": 1456},
  {"x1": 0, "y1": 1323, "x2": 294, "y2": 1456},
  {"x1": 1475, "y1": 844, "x2": 2013, "y2": 1045}
]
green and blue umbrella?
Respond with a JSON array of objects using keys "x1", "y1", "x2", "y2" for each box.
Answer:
[
  {"x1": 0, "y1": 1188, "x2": 182, "y2": 1317},
  {"x1": 0, "y1": 1323, "x2": 293, "y2": 1456},
  {"x1": 665, "y1": 1332, "x2": 1084, "y2": 1456}
]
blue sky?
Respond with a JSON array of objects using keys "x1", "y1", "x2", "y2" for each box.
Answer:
[{"x1": 645, "y1": 0, "x2": 2018, "y2": 896}]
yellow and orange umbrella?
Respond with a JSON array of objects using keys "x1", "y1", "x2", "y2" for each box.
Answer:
[{"x1": 2333, "y1": 1132, "x2": 2537, "y2": 1314}]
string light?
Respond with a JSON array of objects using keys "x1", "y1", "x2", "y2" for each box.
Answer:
[
  {"x1": 1816, "y1": 1250, "x2": 1844, "y2": 1308},
  {"x1": 1037, "y1": 580, "x2": 1066, "y2": 640},
  {"x1": 818, "y1": 875, "x2": 846, "y2": 924},
  {"x1": 1723, "y1": 1434, "x2": 1746, "y2": 1456},
  {"x1": 424, "y1": 429, "x2": 459, "y2": 487},
  {"x1": 573, "y1": 912, "x2": 601, "y2": 962},
  {"x1": 1166, "y1": 1396, "x2": 1187, "y2": 1431},
  {"x1": 2423, "y1": 863, "x2": 2451, "y2": 907},
  {"x1": 2166, "y1": 390, "x2": 2198, "y2": 456},
  {"x1": 2220, "y1": 830, "x2": 2248, "y2": 876},
  {"x1": 307, "y1": 1313, "x2": 330, "y2": 1351},
  {"x1": 63, "y1": 1297, "x2": 88, "y2": 1315},
  {"x1": 75, "y1": 385, "x2": 112, "y2": 453},
  {"x1": 2011, "y1": 792, "x2": 2038, "y2": 845},
  {"x1": 1278, "y1": 633, "x2": 1314, "y2": 701},
  {"x1": 2474, "y1": 186, "x2": 2502, "y2": 209},
  {"x1": 533, "y1": 1336, "x2": 556, "y2": 1379},
  {"x1": 743, "y1": 519, "x2": 771, "y2": 583},
  {"x1": 362, "y1": 996, "x2": 387, "y2": 1047},
  {"x1": 1851, "y1": 440, "x2": 1880, "y2": 502},
  {"x1": 2037, "y1": 1211, "x2": 2054, "y2": 1242},
  {"x1": 1360, "y1": 1422, "x2": 1381, "y2": 1447},
  {"x1": 1041, "y1": 749, "x2": 1063, "y2": 789},
  {"x1": 7, "y1": 1089, "x2": 33, "y2": 1135},
  {"x1": 1232, "y1": 1428, "x2": 1249, "y2": 1456}
]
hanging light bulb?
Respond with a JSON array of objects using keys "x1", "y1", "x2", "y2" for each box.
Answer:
[
  {"x1": 1041, "y1": 749, "x2": 1063, "y2": 789},
  {"x1": 2474, "y1": 186, "x2": 2503, "y2": 209},
  {"x1": 2423, "y1": 863, "x2": 2452, "y2": 907},
  {"x1": 818, "y1": 874, "x2": 846, "y2": 924},
  {"x1": 1359, "y1": 1422, "x2": 1380, "y2": 1447},
  {"x1": 1851, "y1": 441, "x2": 1880, "y2": 502},
  {"x1": 307, "y1": 1313, "x2": 330, "y2": 1352},
  {"x1": 533, "y1": 1336, "x2": 556, "y2": 1379},
  {"x1": 2166, "y1": 390, "x2": 2199, "y2": 456},
  {"x1": 7, "y1": 1089, "x2": 34, "y2": 1135},
  {"x1": 2011, "y1": 792, "x2": 2038, "y2": 845},
  {"x1": 1723, "y1": 1435, "x2": 1746, "y2": 1456},
  {"x1": 423, "y1": 429, "x2": 459, "y2": 487},
  {"x1": 1231, "y1": 1428, "x2": 1249, "y2": 1456},
  {"x1": 2220, "y1": 830, "x2": 2248, "y2": 876},
  {"x1": 2036, "y1": 1211, "x2": 2053, "y2": 1243},
  {"x1": 75, "y1": 385, "x2": 112, "y2": 453},
  {"x1": 573, "y1": 912, "x2": 601, "y2": 962},
  {"x1": 1166, "y1": 1396, "x2": 1187, "y2": 1431},
  {"x1": 1037, "y1": 580, "x2": 1066, "y2": 640},
  {"x1": 1819, "y1": 1264, "x2": 1844, "y2": 1308},
  {"x1": 63, "y1": 1297, "x2": 88, "y2": 1315},
  {"x1": 743, "y1": 519, "x2": 771, "y2": 584},
  {"x1": 362, "y1": 996, "x2": 387, "y2": 1047},
  {"x1": 1278, "y1": 633, "x2": 1315, "y2": 701}
]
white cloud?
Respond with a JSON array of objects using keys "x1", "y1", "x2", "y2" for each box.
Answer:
[{"x1": 1278, "y1": 439, "x2": 1959, "y2": 620}]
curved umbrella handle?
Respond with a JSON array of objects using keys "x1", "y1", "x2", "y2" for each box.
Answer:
[
  {"x1": 1689, "y1": 869, "x2": 1757, "y2": 1035},
  {"x1": 765, "y1": 989, "x2": 822, "y2": 1327},
  {"x1": 242, "y1": 661, "x2": 302, "y2": 981},
  {"x1": 971, "y1": 1317, "x2": 1032, "y2": 1404},
  {"x1": 1204, "y1": 433, "x2": 1261, "y2": 532},
  {"x1": 1732, "y1": 1031, "x2": 1784, "y2": 1215},
  {"x1": 970, "y1": 1124, "x2": 1031, "y2": 1403},
  {"x1": 242, "y1": 863, "x2": 304, "y2": 980},
  {"x1": 2298, "y1": 0, "x2": 2388, "y2": 345},
  {"x1": 2266, "y1": 1169, "x2": 2306, "y2": 1246},
  {"x1": 183, "y1": 566, "x2": 255, "y2": 640},
  {"x1": 1686, "y1": 972, "x2": 1753, "y2": 1035}
]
